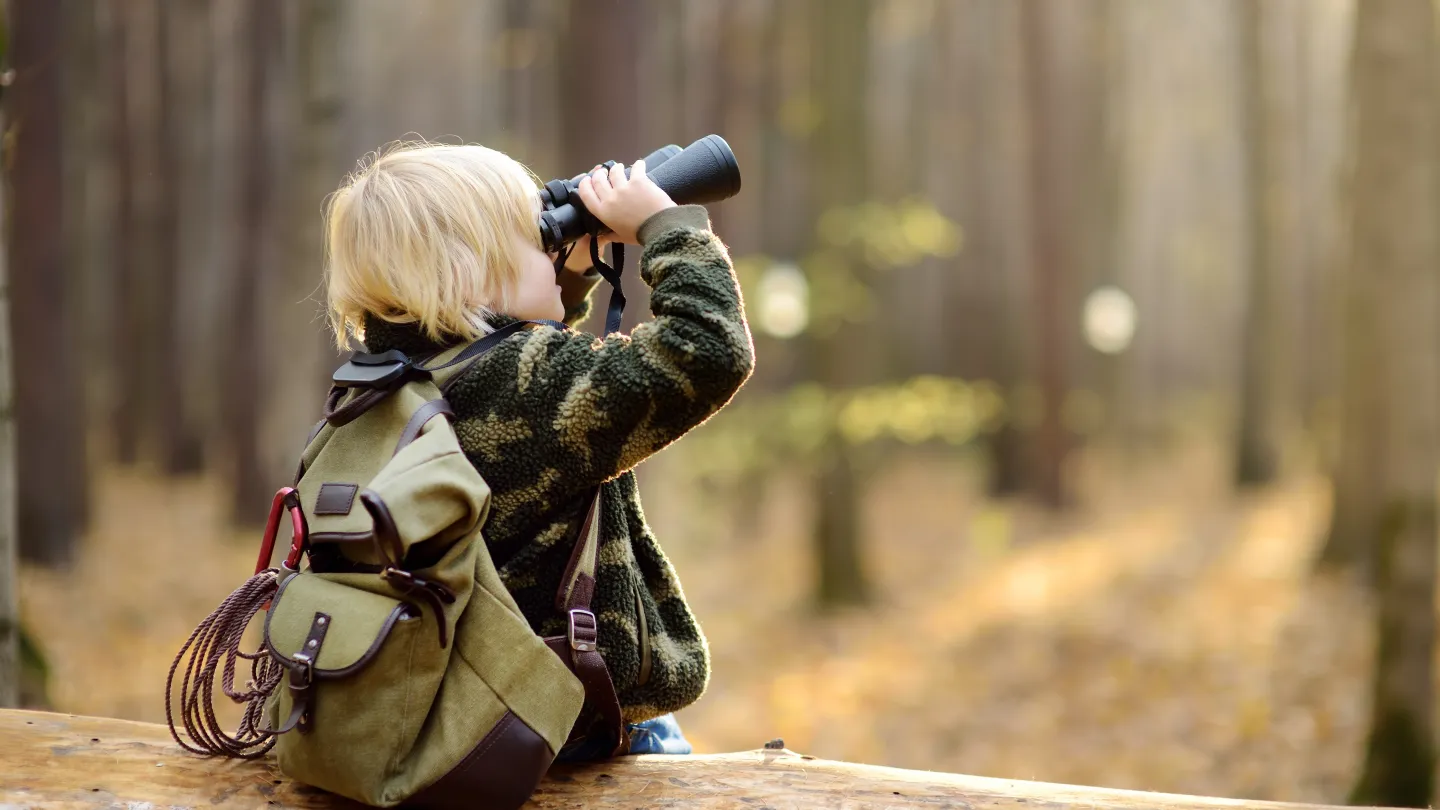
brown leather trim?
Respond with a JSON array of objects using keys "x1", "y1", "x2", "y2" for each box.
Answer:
[
  {"x1": 302, "y1": 611, "x2": 332, "y2": 653},
  {"x1": 292, "y1": 612, "x2": 331, "y2": 734},
  {"x1": 305, "y1": 417, "x2": 328, "y2": 446},
  {"x1": 404, "y1": 710, "x2": 554, "y2": 810},
  {"x1": 568, "y1": 573, "x2": 595, "y2": 612},
  {"x1": 314, "y1": 483, "x2": 359, "y2": 515},
  {"x1": 308, "y1": 531, "x2": 374, "y2": 543},
  {"x1": 544, "y1": 635, "x2": 570, "y2": 669},
  {"x1": 394, "y1": 399, "x2": 454, "y2": 457},
  {"x1": 360, "y1": 490, "x2": 405, "y2": 565},
  {"x1": 555, "y1": 488, "x2": 602, "y2": 612},
  {"x1": 263, "y1": 574, "x2": 417, "y2": 677},
  {"x1": 324, "y1": 386, "x2": 392, "y2": 427},
  {"x1": 543, "y1": 626, "x2": 626, "y2": 758}
]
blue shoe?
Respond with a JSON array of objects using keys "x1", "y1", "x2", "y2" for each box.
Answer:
[{"x1": 555, "y1": 713, "x2": 693, "y2": 762}]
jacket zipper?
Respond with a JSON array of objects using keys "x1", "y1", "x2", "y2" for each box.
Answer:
[{"x1": 633, "y1": 582, "x2": 652, "y2": 686}]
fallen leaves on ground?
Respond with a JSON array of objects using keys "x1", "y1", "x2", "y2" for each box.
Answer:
[{"x1": 19, "y1": 440, "x2": 1374, "y2": 805}]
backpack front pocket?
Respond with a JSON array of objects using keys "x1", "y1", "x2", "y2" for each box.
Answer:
[{"x1": 264, "y1": 572, "x2": 448, "y2": 806}]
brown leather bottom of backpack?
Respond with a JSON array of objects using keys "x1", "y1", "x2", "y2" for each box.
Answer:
[{"x1": 403, "y1": 711, "x2": 553, "y2": 810}]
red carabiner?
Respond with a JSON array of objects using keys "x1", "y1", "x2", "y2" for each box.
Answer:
[{"x1": 254, "y1": 487, "x2": 308, "y2": 575}]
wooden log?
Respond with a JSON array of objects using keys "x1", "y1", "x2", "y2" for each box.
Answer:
[{"x1": 0, "y1": 709, "x2": 1389, "y2": 809}]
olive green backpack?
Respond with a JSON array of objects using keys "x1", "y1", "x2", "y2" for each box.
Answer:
[{"x1": 166, "y1": 321, "x2": 625, "y2": 809}]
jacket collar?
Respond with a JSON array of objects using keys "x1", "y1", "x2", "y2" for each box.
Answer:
[{"x1": 360, "y1": 312, "x2": 520, "y2": 356}]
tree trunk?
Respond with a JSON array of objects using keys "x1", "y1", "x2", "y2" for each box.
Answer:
[
  {"x1": 1233, "y1": 0, "x2": 1282, "y2": 488},
  {"x1": 8, "y1": 0, "x2": 88, "y2": 566},
  {"x1": 59, "y1": 0, "x2": 101, "y2": 434},
  {"x1": 499, "y1": 0, "x2": 562, "y2": 174},
  {"x1": 1343, "y1": 1, "x2": 1440, "y2": 805},
  {"x1": 160, "y1": 0, "x2": 213, "y2": 475},
  {"x1": 109, "y1": 2, "x2": 141, "y2": 465},
  {"x1": 1020, "y1": 0, "x2": 1071, "y2": 510},
  {"x1": 1315, "y1": 2, "x2": 1385, "y2": 576},
  {"x1": 1298, "y1": 0, "x2": 1354, "y2": 464},
  {"x1": 982, "y1": 0, "x2": 1032, "y2": 499},
  {"x1": 261, "y1": 0, "x2": 345, "y2": 495},
  {"x1": 0, "y1": 17, "x2": 17, "y2": 703},
  {"x1": 69, "y1": 1, "x2": 122, "y2": 439},
  {"x1": 116, "y1": 1, "x2": 168, "y2": 472},
  {"x1": 809, "y1": 0, "x2": 873, "y2": 609},
  {"x1": 1317, "y1": 290, "x2": 1381, "y2": 575},
  {"x1": 561, "y1": 0, "x2": 644, "y2": 335},
  {"x1": 226, "y1": 0, "x2": 279, "y2": 526},
  {"x1": 1072, "y1": 0, "x2": 1123, "y2": 439},
  {"x1": 149, "y1": 1, "x2": 204, "y2": 475}
]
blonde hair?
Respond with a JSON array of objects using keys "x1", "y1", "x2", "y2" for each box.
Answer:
[{"x1": 323, "y1": 141, "x2": 543, "y2": 349}]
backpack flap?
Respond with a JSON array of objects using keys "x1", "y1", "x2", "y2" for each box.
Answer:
[
  {"x1": 301, "y1": 382, "x2": 489, "y2": 572},
  {"x1": 265, "y1": 573, "x2": 413, "y2": 675},
  {"x1": 263, "y1": 572, "x2": 418, "y2": 737},
  {"x1": 361, "y1": 421, "x2": 491, "y2": 568}
]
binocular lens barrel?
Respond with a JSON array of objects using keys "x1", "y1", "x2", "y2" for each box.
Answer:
[{"x1": 539, "y1": 135, "x2": 742, "y2": 253}]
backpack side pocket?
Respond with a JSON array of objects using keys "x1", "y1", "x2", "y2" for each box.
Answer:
[{"x1": 265, "y1": 573, "x2": 445, "y2": 806}]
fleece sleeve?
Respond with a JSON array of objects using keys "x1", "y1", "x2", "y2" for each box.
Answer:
[{"x1": 501, "y1": 204, "x2": 755, "y2": 486}]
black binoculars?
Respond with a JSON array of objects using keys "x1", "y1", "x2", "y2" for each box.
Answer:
[{"x1": 538, "y1": 134, "x2": 742, "y2": 253}]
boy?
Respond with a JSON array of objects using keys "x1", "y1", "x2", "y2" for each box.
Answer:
[{"x1": 323, "y1": 142, "x2": 754, "y2": 758}]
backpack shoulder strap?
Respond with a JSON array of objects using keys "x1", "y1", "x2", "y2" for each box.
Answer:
[
  {"x1": 383, "y1": 320, "x2": 547, "y2": 462},
  {"x1": 420, "y1": 319, "x2": 565, "y2": 393},
  {"x1": 557, "y1": 489, "x2": 602, "y2": 613},
  {"x1": 294, "y1": 321, "x2": 541, "y2": 483},
  {"x1": 550, "y1": 487, "x2": 626, "y2": 755}
]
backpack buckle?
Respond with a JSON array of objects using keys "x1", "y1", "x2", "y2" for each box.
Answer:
[
  {"x1": 332, "y1": 349, "x2": 425, "y2": 389},
  {"x1": 290, "y1": 651, "x2": 314, "y2": 683},
  {"x1": 568, "y1": 609, "x2": 598, "y2": 652},
  {"x1": 288, "y1": 652, "x2": 315, "y2": 734}
]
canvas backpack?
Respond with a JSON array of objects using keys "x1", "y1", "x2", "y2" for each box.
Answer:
[{"x1": 166, "y1": 320, "x2": 627, "y2": 809}]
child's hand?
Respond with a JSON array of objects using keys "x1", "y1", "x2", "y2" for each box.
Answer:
[{"x1": 576, "y1": 159, "x2": 676, "y2": 244}]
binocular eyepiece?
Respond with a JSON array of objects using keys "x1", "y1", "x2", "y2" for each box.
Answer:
[{"x1": 538, "y1": 134, "x2": 742, "y2": 253}]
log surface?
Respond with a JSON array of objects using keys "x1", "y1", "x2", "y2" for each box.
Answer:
[{"x1": 0, "y1": 709, "x2": 1390, "y2": 809}]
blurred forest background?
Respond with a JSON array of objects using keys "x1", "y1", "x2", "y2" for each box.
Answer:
[{"x1": 5, "y1": 0, "x2": 1440, "y2": 806}]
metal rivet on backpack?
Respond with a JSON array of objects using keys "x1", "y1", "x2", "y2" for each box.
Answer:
[
  {"x1": 306, "y1": 640, "x2": 318, "y2": 649},
  {"x1": 316, "y1": 617, "x2": 327, "y2": 626}
]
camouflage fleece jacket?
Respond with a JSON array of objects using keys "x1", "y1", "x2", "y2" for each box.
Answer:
[{"x1": 361, "y1": 205, "x2": 754, "y2": 724}]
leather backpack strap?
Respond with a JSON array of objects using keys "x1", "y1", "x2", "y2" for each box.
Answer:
[
  {"x1": 547, "y1": 488, "x2": 626, "y2": 756},
  {"x1": 421, "y1": 319, "x2": 568, "y2": 393},
  {"x1": 421, "y1": 320, "x2": 532, "y2": 391},
  {"x1": 556, "y1": 488, "x2": 602, "y2": 613}
]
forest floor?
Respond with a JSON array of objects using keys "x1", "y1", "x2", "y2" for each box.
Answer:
[{"x1": 19, "y1": 438, "x2": 1373, "y2": 805}]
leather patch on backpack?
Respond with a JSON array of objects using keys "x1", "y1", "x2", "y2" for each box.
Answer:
[{"x1": 314, "y1": 483, "x2": 359, "y2": 515}]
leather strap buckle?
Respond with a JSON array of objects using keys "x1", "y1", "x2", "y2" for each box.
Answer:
[
  {"x1": 288, "y1": 651, "x2": 314, "y2": 733},
  {"x1": 568, "y1": 609, "x2": 598, "y2": 652},
  {"x1": 285, "y1": 611, "x2": 329, "y2": 734},
  {"x1": 289, "y1": 652, "x2": 313, "y2": 686}
]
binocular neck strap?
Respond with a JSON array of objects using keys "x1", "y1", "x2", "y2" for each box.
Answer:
[{"x1": 590, "y1": 236, "x2": 627, "y2": 336}]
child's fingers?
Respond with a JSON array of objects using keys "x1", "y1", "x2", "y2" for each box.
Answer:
[
  {"x1": 631, "y1": 159, "x2": 647, "y2": 183},
  {"x1": 577, "y1": 175, "x2": 601, "y2": 210},
  {"x1": 610, "y1": 162, "x2": 627, "y2": 189},
  {"x1": 590, "y1": 165, "x2": 614, "y2": 199}
]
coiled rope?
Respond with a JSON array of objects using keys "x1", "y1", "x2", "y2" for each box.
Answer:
[{"x1": 165, "y1": 569, "x2": 284, "y2": 758}]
